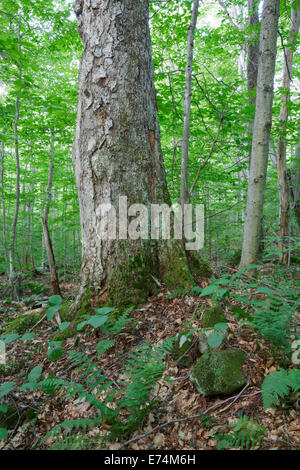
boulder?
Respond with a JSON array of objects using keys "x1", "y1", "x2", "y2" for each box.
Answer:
[
  {"x1": 201, "y1": 305, "x2": 226, "y2": 328},
  {"x1": 190, "y1": 349, "x2": 247, "y2": 396}
]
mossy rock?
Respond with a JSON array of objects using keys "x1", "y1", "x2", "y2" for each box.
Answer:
[
  {"x1": 3, "y1": 313, "x2": 41, "y2": 335},
  {"x1": 172, "y1": 330, "x2": 194, "y2": 367},
  {"x1": 201, "y1": 305, "x2": 226, "y2": 328},
  {"x1": 0, "y1": 406, "x2": 19, "y2": 430},
  {"x1": 186, "y1": 251, "x2": 213, "y2": 279},
  {"x1": 198, "y1": 327, "x2": 227, "y2": 355},
  {"x1": 0, "y1": 360, "x2": 22, "y2": 377},
  {"x1": 190, "y1": 349, "x2": 247, "y2": 396}
]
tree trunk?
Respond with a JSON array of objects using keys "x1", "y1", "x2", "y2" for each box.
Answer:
[
  {"x1": 239, "y1": 0, "x2": 280, "y2": 269},
  {"x1": 73, "y1": 0, "x2": 191, "y2": 307},
  {"x1": 289, "y1": 129, "x2": 300, "y2": 229},
  {"x1": 247, "y1": 0, "x2": 260, "y2": 165},
  {"x1": 180, "y1": 0, "x2": 199, "y2": 207},
  {"x1": 277, "y1": 6, "x2": 300, "y2": 264},
  {"x1": 42, "y1": 134, "x2": 61, "y2": 297},
  {"x1": 9, "y1": 16, "x2": 22, "y2": 299}
]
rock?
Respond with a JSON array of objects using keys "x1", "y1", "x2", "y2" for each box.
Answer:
[
  {"x1": 198, "y1": 327, "x2": 227, "y2": 354},
  {"x1": 201, "y1": 305, "x2": 226, "y2": 328},
  {"x1": 190, "y1": 349, "x2": 247, "y2": 396},
  {"x1": 172, "y1": 330, "x2": 194, "y2": 366}
]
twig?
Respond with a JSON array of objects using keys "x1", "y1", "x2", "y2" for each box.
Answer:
[{"x1": 117, "y1": 385, "x2": 255, "y2": 449}]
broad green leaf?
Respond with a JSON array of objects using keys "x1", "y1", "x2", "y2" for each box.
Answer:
[
  {"x1": 0, "y1": 382, "x2": 14, "y2": 399},
  {"x1": 0, "y1": 428, "x2": 8, "y2": 440},
  {"x1": 48, "y1": 295, "x2": 62, "y2": 307},
  {"x1": 59, "y1": 322, "x2": 70, "y2": 331},
  {"x1": 28, "y1": 366, "x2": 42, "y2": 383}
]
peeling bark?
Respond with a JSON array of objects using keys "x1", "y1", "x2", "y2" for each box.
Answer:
[{"x1": 73, "y1": 0, "x2": 192, "y2": 306}]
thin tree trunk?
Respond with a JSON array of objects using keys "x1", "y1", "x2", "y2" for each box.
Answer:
[
  {"x1": 239, "y1": 0, "x2": 280, "y2": 269},
  {"x1": 180, "y1": 0, "x2": 199, "y2": 207},
  {"x1": 73, "y1": 0, "x2": 192, "y2": 307},
  {"x1": 9, "y1": 16, "x2": 22, "y2": 299},
  {"x1": 0, "y1": 139, "x2": 8, "y2": 266},
  {"x1": 277, "y1": 6, "x2": 300, "y2": 264},
  {"x1": 289, "y1": 129, "x2": 300, "y2": 229},
  {"x1": 42, "y1": 134, "x2": 61, "y2": 297}
]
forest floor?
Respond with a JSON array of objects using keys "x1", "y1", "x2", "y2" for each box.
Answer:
[{"x1": 0, "y1": 266, "x2": 299, "y2": 451}]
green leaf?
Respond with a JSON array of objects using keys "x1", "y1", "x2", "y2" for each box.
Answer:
[
  {"x1": 47, "y1": 342, "x2": 64, "y2": 361},
  {"x1": 1, "y1": 334, "x2": 19, "y2": 344},
  {"x1": 59, "y1": 322, "x2": 70, "y2": 331},
  {"x1": 0, "y1": 405, "x2": 8, "y2": 413},
  {"x1": 94, "y1": 307, "x2": 114, "y2": 315},
  {"x1": 48, "y1": 295, "x2": 62, "y2": 307},
  {"x1": 87, "y1": 315, "x2": 108, "y2": 329},
  {"x1": 200, "y1": 285, "x2": 217, "y2": 297},
  {"x1": 207, "y1": 332, "x2": 223, "y2": 348},
  {"x1": 0, "y1": 428, "x2": 8, "y2": 440},
  {"x1": 0, "y1": 382, "x2": 14, "y2": 399},
  {"x1": 46, "y1": 305, "x2": 59, "y2": 320},
  {"x1": 28, "y1": 366, "x2": 42, "y2": 383},
  {"x1": 214, "y1": 322, "x2": 228, "y2": 332},
  {"x1": 20, "y1": 333, "x2": 35, "y2": 342}
]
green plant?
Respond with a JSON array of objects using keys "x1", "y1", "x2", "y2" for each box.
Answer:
[
  {"x1": 261, "y1": 368, "x2": 300, "y2": 410},
  {"x1": 216, "y1": 416, "x2": 266, "y2": 450}
]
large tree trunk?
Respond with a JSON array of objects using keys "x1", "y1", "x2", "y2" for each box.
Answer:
[
  {"x1": 73, "y1": 0, "x2": 191, "y2": 307},
  {"x1": 239, "y1": 0, "x2": 280, "y2": 269},
  {"x1": 277, "y1": 6, "x2": 300, "y2": 264},
  {"x1": 180, "y1": 0, "x2": 199, "y2": 207}
]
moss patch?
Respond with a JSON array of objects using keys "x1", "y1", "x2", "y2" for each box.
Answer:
[
  {"x1": 201, "y1": 305, "x2": 226, "y2": 328},
  {"x1": 3, "y1": 313, "x2": 41, "y2": 335},
  {"x1": 190, "y1": 349, "x2": 247, "y2": 396},
  {"x1": 186, "y1": 251, "x2": 213, "y2": 279},
  {"x1": 159, "y1": 240, "x2": 193, "y2": 289}
]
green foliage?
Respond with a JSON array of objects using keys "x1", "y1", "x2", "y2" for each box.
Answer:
[
  {"x1": 261, "y1": 369, "x2": 300, "y2": 410},
  {"x1": 167, "y1": 285, "x2": 202, "y2": 299},
  {"x1": 216, "y1": 416, "x2": 266, "y2": 450}
]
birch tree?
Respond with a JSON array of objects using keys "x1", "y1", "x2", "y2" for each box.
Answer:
[{"x1": 239, "y1": 0, "x2": 280, "y2": 269}]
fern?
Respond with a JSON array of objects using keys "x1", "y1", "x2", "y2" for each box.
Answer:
[
  {"x1": 167, "y1": 285, "x2": 202, "y2": 299},
  {"x1": 49, "y1": 433, "x2": 97, "y2": 450},
  {"x1": 261, "y1": 369, "x2": 300, "y2": 410},
  {"x1": 216, "y1": 416, "x2": 266, "y2": 449}
]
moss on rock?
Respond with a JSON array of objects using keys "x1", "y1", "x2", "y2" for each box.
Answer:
[
  {"x1": 3, "y1": 313, "x2": 41, "y2": 335},
  {"x1": 190, "y1": 349, "x2": 247, "y2": 396},
  {"x1": 201, "y1": 305, "x2": 226, "y2": 328},
  {"x1": 159, "y1": 240, "x2": 193, "y2": 290},
  {"x1": 172, "y1": 330, "x2": 194, "y2": 367}
]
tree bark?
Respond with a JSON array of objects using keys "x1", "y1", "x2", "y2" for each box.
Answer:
[
  {"x1": 73, "y1": 0, "x2": 191, "y2": 307},
  {"x1": 289, "y1": 129, "x2": 300, "y2": 229},
  {"x1": 247, "y1": 0, "x2": 260, "y2": 165},
  {"x1": 277, "y1": 6, "x2": 300, "y2": 264},
  {"x1": 9, "y1": 16, "x2": 22, "y2": 299},
  {"x1": 180, "y1": 0, "x2": 199, "y2": 207},
  {"x1": 239, "y1": 0, "x2": 280, "y2": 269},
  {"x1": 42, "y1": 134, "x2": 61, "y2": 297}
]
